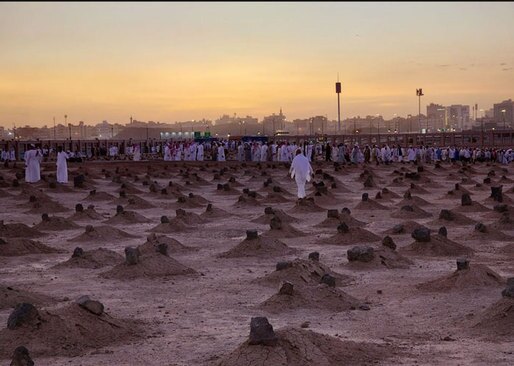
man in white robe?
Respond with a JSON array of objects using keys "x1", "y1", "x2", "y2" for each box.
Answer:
[
  {"x1": 196, "y1": 143, "x2": 204, "y2": 161},
  {"x1": 56, "y1": 146, "x2": 69, "y2": 183},
  {"x1": 289, "y1": 148, "x2": 313, "y2": 200},
  {"x1": 24, "y1": 144, "x2": 42, "y2": 183},
  {"x1": 217, "y1": 143, "x2": 226, "y2": 161},
  {"x1": 260, "y1": 143, "x2": 268, "y2": 162}
]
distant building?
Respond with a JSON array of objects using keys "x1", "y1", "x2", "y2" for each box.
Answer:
[
  {"x1": 493, "y1": 99, "x2": 514, "y2": 128},
  {"x1": 262, "y1": 108, "x2": 286, "y2": 135}
]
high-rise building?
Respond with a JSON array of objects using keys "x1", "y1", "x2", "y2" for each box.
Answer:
[{"x1": 493, "y1": 99, "x2": 514, "y2": 129}]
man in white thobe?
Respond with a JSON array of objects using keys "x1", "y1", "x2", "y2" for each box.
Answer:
[
  {"x1": 56, "y1": 146, "x2": 69, "y2": 183},
  {"x1": 289, "y1": 148, "x2": 313, "y2": 200},
  {"x1": 25, "y1": 144, "x2": 42, "y2": 183}
]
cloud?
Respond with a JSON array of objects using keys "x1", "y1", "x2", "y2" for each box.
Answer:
[
  {"x1": 459, "y1": 68, "x2": 467, "y2": 71},
  {"x1": 500, "y1": 62, "x2": 507, "y2": 66},
  {"x1": 436, "y1": 64, "x2": 451, "y2": 68},
  {"x1": 502, "y1": 67, "x2": 513, "y2": 71}
]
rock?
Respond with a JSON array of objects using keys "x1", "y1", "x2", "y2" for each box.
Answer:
[
  {"x1": 10, "y1": 346, "x2": 34, "y2": 366},
  {"x1": 73, "y1": 174, "x2": 85, "y2": 188},
  {"x1": 264, "y1": 207, "x2": 274, "y2": 215},
  {"x1": 320, "y1": 273, "x2": 336, "y2": 287},
  {"x1": 501, "y1": 280, "x2": 514, "y2": 298},
  {"x1": 341, "y1": 207, "x2": 351, "y2": 215},
  {"x1": 412, "y1": 227, "x2": 431, "y2": 242},
  {"x1": 308, "y1": 251, "x2": 320, "y2": 261},
  {"x1": 124, "y1": 247, "x2": 140, "y2": 265},
  {"x1": 85, "y1": 225, "x2": 94, "y2": 233},
  {"x1": 7, "y1": 303, "x2": 40, "y2": 330},
  {"x1": 456, "y1": 258, "x2": 470, "y2": 271},
  {"x1": 362, "y1": 193, "x2": 369, "y2": 202},
  {"x1": 494, "y1": 204, "x2": 508, "y2": 213},
  {"x1": 160, "y1": 216, "x2": 170, "y2": 224},
  {"x1": 382, "y1": 236, "x2": 396, "y2": 250},
  {"x1": 490, "y1": 186, "x2": 503, "y2": 202},
  {"x1": 347, "y1": 245, "x2": 375, "y2": 262},
  {"x1": 438, "y1": 226, "x2": 448, "y2": 237},
  {"x1": 300, "y1": 321, "x2": 310, "y2": 329},
  {"x1": 404, "y1": 190, "x2": 412, "y2": 199},
  {"x1": 156, "y1": 243, "x2": 168, "y2": 256},
  {"x1": 278, "y1": 281, "x2": 294, "y2": 295},
  {"x1": 116, "y1": 205, "x2": 124, "y2": 214},
  {"x1": 75, "y1": 203, "x2": 84, "y2": 212},
  {"x1": 41, "y1": 213, "x2": 50, "y2": 222},
  {"x1": 206, "y1": 204, "x2": 213, "y2": 212},
  {"x1": 337, "y1": 222, "x2": 349, "y2": 233},
  {"x1": 327, "y1": 209, "x2": 339, "y2": 219},
  {"x1": 392, "y1": 224, "x2": 404, "y2": 234},
  {"x1": 76, "y1": 295, "x2": 104, "y2": 315},
  {"x1": 461, "y1": 193, "x2": 473, "y2": 206},
  {"x1": 363, "y1": 176, "x2": 374, "y2": 187},
  {"x1": 248, "y1": 317, "x2": 278, "y2": 346},
  {"x1": 401, "y1": 205, "x2": 414, "y2": 212},
  {"x1": 483, "y1": 177, "x2": 491, "y2": 184},
  {"x1": 375, "y1": 192, "x2": 382, "y2": 199},
  {"x1": 439, "y1": 209, "x2": 454, "y2": 221},
  {"x1": 246, "y1": 230, "x2": 258, "y2": 240},
  {"x1": 276, "y1": 261, "x2": 293, "y2": 271},
  {"x1": 359, "y1": 304, "x2": 371, "y2": 311},
  {"x1": 270, "y1": 216, "x2": 282, "y2": 230},
  {"x1": 474, "y1": 222, "x2": 487, "y2": 233},
  {"x1": 72, "y1": 247, "x2": 84, "y2": 258}
]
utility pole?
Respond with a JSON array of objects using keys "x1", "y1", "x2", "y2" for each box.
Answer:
[
  {"x1": 53, "y1": 116, "x2": 56, "y2": 139},
  {"x1": 336, "y1": 76, "x2": 341, "y2": 134},
  {"x1": 416, "y1": 88, "x2": 424, "y2": 132}
]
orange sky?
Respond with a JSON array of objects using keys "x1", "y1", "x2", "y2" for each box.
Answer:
[{"x1": 1, "y1": 2, "x2": 513, "y2": 128}]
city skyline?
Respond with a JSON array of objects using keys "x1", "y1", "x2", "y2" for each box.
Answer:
[{"x1": 1, "y1": 2, "x2": 513, "y2": 128}]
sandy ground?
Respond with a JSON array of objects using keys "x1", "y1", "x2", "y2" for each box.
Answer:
[{"x1": 0, "y1": 158, "x2": 513, "y2": 365}]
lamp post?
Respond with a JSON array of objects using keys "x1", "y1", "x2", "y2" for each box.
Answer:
[
  {"x1": 501, "y1": 109, "x2": 506, "y2": 130},
  {"x1": 336, "y1": 79, "x2": 341, "y2": 133},
  {"x1": 68, "y1": 123, "x2": 72, "y2": 140},
  {"x1": 53, "y1": 117, "x2": 56, "y2": 139},
  {"x1": 416, "y1": 88, "x2": 424, "y2": 132}
]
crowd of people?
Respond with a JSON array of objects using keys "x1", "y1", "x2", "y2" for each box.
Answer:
[{"x1": 5, "y1": 139, "x2": 514, "y2": 186}]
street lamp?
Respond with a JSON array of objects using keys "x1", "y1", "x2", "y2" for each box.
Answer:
[
  {"x1": 416, "y1": 88, "x2": 424, "y2": 132},
  {"x1": 501, "y1": 109, "x2": 506, "y2": 130}
]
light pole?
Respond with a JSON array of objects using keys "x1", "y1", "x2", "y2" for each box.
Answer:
[
  {"x1": 53, "y1": 116, "x2": 56, "y2": 139},
  {"x1": 416, "y1": 88, "x2": 424, "y2": 132},
  {"x1": 502, "y1": 109, "x2": 506, "y2": 130},
  {"x1": 336, "y1": 79, "x2": 341, "y2": 133}
]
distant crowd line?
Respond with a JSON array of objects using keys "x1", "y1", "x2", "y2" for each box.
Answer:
[{"x1": 2, "y1": 139, "x2": 514, "y2": 165}]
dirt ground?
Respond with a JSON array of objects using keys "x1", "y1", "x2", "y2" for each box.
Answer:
[{"x1": 0, "y1": 158, "x2": 513, "y2": 365}]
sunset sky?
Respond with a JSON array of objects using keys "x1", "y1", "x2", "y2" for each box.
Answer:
[{"x1": 1, "y1": 2, "x2": 513, "y2": 128}]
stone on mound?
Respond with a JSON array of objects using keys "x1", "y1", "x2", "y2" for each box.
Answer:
[
  {"x1": 67, "y1": 225, "x2": 139, "y2": 242},
  {"x1": 401, "y1": 233, "x2": 474, "y2": 257},
  {"x1": 52, "y1": 247, "x2": 124, "y2": 269},
  {"x1": 219, "y1": 230, "x2": 296, "y2": 258},
  {"x1": 319, "y1": 224, "x2": 380, "y2": 245},
  {"x1": 0, "y1": 302, "x2": 143, "y2": 358},
  {"x1": 33, "y1": 214, "x2": 81, "y2": 231},
  {"x1": 217, "y1": 323, "x2": 398, "y2": 366}
]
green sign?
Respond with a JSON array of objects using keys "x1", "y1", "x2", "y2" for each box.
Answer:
[{"x1": 204, "y1": 131, "x2": 211, "y2": 138}]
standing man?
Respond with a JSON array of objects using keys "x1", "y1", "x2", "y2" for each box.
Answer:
[
  {"x1": 24, "y1": 144, "x2": 42, "y2": 183},
  {"x1": 56, "y1": 146, "x2": 69, "y2": 183},
  {"x1": 289, "y1": 148, "x2": 314, "y2": 200}
]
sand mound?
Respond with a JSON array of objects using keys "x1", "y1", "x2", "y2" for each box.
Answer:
[
  {"x1": 319, "y1": 227, "x2": 380, "y2": 245},
  {"x1": 174, "y1": 209, "x2": 206, "y2": 225},
  {"x1": 115, "y1": 182, "x2": 144, "y2": 194},
  {"x1": 23, "y1": 199, "x2": 69, "y2": 214},
  {"x1": 103, "y1": 210, "x2": 152, "y2": 225},
  {"x1": 390, "y1": 205, "x2": 432, "y2": 219},
  {"x1": 498, "y1": 243, "x2": 514, "y2": 254},
  {"x1": 401, "y1": 234, "x2": 474, "y2": 257},
  {"x1": 100, "y1": 252, "x2": 196, "y2": 279},
  {"x1": 52, "y1": 248, "x2": 124, "y2": 269},
  {"x1": 469, "y1": 297, "x2": 514, "y2": 338},
  {"x1": 488, "y1": 214, "x2": 514, "y2": 231},
  {"x1": 259, "y1": 283, "x2": 361, "y2": 313},
  {"x1": 0, "y1": 238, "x2": 62, "y2": 256},
  {"x1": 82, "y1": 190, "x2": 116, "y2": 202},
  {"x1": 123, "y1": 195, "x2": 156, "y2": 209},
  {"x1": 452, "y1": 201, "x2": 491, "y2": 213},
  {"x1": 253, "y1": 258, "x2": 353, "y2": 288},
  {"x1": 354, "y1": 199, "x2": 389, "y2": 211},
  {"x1": 201, "y1": 204, "x2": 234, "y2": 219},
  {"x1": 217, "y1": 326, "x2": 398, "y2": 366},
  {"x1": 429, "y1": 210, "x2": 476, "y2": 226},
  {"x1": 68, "y1": 205, "x2": 104, "y2": 221},
  {"x1": 148, "y1": 218, "x2": 192, "y2": 233},
  {"x1": 416, "y1": 263, "x2": 504, "y2": 292},
  {"x1": 463, "y1": 224, "x2": 514, "y2": 242},
  {"x1": 288, "y1": 197, "x2": 326, "y2": 213},
  {"x1": 251, "y1": 208, "x2": 299, "y2": 225},
  {"x1": 68, "y1": 225, "x2": 139, "y2": 242},
  {"x1": 220, "y1": 235, "x2": 296, "y2": 258},
  {"x1": 407, "y1": 183, "x2": 430, "y2": 194},
  {"x1": 261, "y1": 222, "x2": 306, "y2": 239},
  {"x1": 33, "y1": 215, "x2": 81, "y2": 231},
  {"x1": 383, "y1": 221, "x2": 427, "y2": 235},
  {"x1": 0, "y1": 222, "x2": 44, "y2": 238},
  {"x1": 261, "y1": 192, "x2": 291, "y2": 204},
  {"x1": 0, "y1": 286, "x2": 56, "y2": 310},
  {"x1": 13, "y1": 187, "x2": 52, "y2": 201},
  {"x1": 396, "y1": 195, "x2": 432, "y2": 207},
  {"x1": 345, "y1": 246, "x2": 413, "y2": 270},
  {"x1": 232, "y1": 194, "x2": 262, "y2": 208},
  {"x1": 140, "y1": 233, "x2": 197, "y2": 254},
  {"x1": 0, "y1": 303, "x2": 144, "y2": 358}
]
